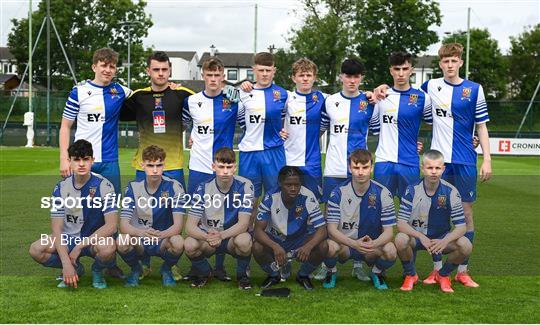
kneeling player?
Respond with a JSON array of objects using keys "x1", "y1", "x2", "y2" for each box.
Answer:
[
  {"x1": 117, "y1": 145, "x2": 185, "y2": 287},
  {"x1": 396, "y1": 150, "x2": 471, "y2": 293},
  {"x1": 325, "y1": 149, "x2": 397, "y2": 290},
  {"x1": 29, "y1": 139, "x2": 117, "y2": 289},
  {"x1": 184, "y1": 147, "x2": 254, "y2": 289},
  {"x1": 253, "y1": 166, "x2": 327, "y2": 290}
]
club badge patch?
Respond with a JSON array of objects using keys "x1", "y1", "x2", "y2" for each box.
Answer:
[
  {"x1": 461, "y1": 87, "x2": 472, "y2": 101},
  {"x1": 437, "y1": 194, "x2": 447, "y2": 209},
  {"x1": 408, "y1": 93, "x2": 418, "y2": 106},
  {"x1": 359, "y1": 100, "x2": 369, "y2": 112}
]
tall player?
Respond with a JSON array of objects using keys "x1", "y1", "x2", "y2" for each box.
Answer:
[
  {"x1": 324, "y1": 149, "x2": 397, "y2": 290},
  {"x1": 29, "y1": 140, "x2": 117, "y2": 289},
  {"x1": 184, "y1": 147, "x2": 254, "y2": 289},
  {"x1": 396, "y1": 150, "x2": 472, "y2": 293},
  {"x1": 59, "y1": 48, "x2": 126, "y2": 278},
  {"x1": 117, "y1": 145, "x2": 186, "y2": 287}
]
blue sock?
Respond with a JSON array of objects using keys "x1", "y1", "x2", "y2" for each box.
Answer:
[
  {"x1": 401, "y1": 260, "x2": 416, "y2": 276},
  {"x1": 298, "y1": 262, "x2": 318, "y2": 277},
  {"x1": 439, "y1": 261, "x2": 459, "y2": 277},
  {"x1": 141, "y1": 253, "x2": 151, "y2": 267},
  {"x1": 261, "y1": 263, "x2": 279, "y2": 277},
  {"x1": 119, "y1": 249, "x2": 141, "y2": 272},
  {"x1": 462, "y1": 231, "x2": 475, "y2": 265},
  {"x1": 42, "y1": 254, "x2": 62, "y2": 268},
  {"x1": 190, "y1": 255, "x2": 211, "y2": 275},
  {"x1": 215, "y1": 253, "x2": 225, "y2": 270},
  {"x1": 236, "y1": 255, "x2": 251, "y2": 277},
  {"x1": 325, "y1": 257, "x2": 338, "y2": 269},
  {"x1": 432, "y1": 253, "x2": 442, "y2": 262},
  {"x1": 161, "y1": 250, "x2": 181, "y2": 272},
  {"x1": 375, "y1": 258, "x2": 395, "y2": 272},
  {"x1": 92, "y1": 256, "x2": 114, "y2": 272}
]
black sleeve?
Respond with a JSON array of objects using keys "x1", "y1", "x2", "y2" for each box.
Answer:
[{"x1": 120, "y1": 94, "x2": 137, "y2": 121}]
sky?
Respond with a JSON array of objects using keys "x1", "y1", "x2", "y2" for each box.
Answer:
[{"x1": 1, "y1": 0, "x2": 539, "y2": 56}]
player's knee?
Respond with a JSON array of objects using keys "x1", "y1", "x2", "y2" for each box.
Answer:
[
  {"x1": 96, "y1": 241, "x2": 116, "y2": 259},
  {"x1": 394, "y1": 233, "x2": 410, "y2": 250},
  {"x1": 183, "y1": 237, "x2": 200, "y2": 257},
  {"x1": 252, "y1": 241, "x2": 265, "y2": 257},
  {"x1": 29, "y1": 240, "x2": 46, "y2": 262},
  {"x1": 168, "y1": 235, "x2": 184, "y2": 255},
  {"x1": 382, "y1": 242, "x2": 397, "y2": 260},
  {"x1": 234, "y1": 233, "x2": 252, "y2": 255},
  {"x1": 317, "y1": 240, "x2": 328, "y2": 257},
  {"x1": 457, "y1": 237, "x2": 472, "y2": 256}
]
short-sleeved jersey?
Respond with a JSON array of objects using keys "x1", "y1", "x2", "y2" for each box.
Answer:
[
  {"x1": 256, "y1": 186, "x2": 325, "y2": 242},
  {"x1": 50, "y1": 173, "x2": 116, "y2": 238},
  {"x1": 63, "y1": 81, "x2": 131, "y2": 163},
  {"x1": 182, "y1": 91, "x2": 238, "y2": 174},
  {"x1": 373, "y1": 87, "x2": 432, "y2": 166},
  {"x1": 398, "y1": 179, "x2": 465, "y2": 238},
  {"x1": 121, "y1": 176, "x2": 186, "y2": 231},
  {"x1": 326, "y1": 179, "x2": 396, "y2": 240},
  {"x1": 284, "y1": 90, "x2": 326, "y2": 169},
  {"x1": 321, "y1": 92, "x2": 377, "y2": 177},
  {"x1": 237, "y1": 84, "x2": 288, "y2": 152},
  {"x1": 188, "y1": 176, "x2": 254, "y2": 232},
  {"x1": 421, "y1": 78, "x2": 489, "y2": 166},
  {"x1": 120, "y1": 86, "x2": 194, "y2": 171}
]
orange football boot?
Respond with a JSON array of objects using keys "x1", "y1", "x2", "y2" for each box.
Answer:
[
  {"x1": 455, "y1": 271, "x2": 480, "y2": 287},
  {"x1": 400, "y1": 274, "x2": 419, "y2": 291}
]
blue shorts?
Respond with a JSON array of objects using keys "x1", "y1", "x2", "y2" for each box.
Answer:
[
  {"x1": 64, "y1": 235, "x2": 94, "y2": 258},
  {"x1": 374, "y1": 162, "x2": 420, "y2": 198},
  {"x1": 268, "y1": 233, "x2": 308, "y2": 253},
  {"x1": 188, "y1": 170, "x2": 214, "y2": 195},
  {"x1": 136, "y1": 169, "x2": 186, "y2": 190},
  {"x1": 142, "y1": 239, "x2": 165, "y2": 257},
  {"x1": 239, "y1": 146, "x2": 285, "y2": 197},
  {"x1": 92, "y1": 161, "x2": 121, "y2": 194},
  {"x1": 414, "y1": 234, "x2": 447, "y2": 251},
  {"x1": 299, "y1": 166, "x2": 322, "y2": 201},
  {"x1": 322, "y1": 176, "x2": 348, "y2": 203},
  {"x1": 443, "y1": 163, "x2": 477, "y2": 202}
]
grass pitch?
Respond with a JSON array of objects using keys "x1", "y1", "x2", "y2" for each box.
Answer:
[{"x1": 1, "y1": 147, "x2": 539, "y2": 323}]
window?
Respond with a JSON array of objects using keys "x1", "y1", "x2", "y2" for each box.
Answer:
[
  {"x1": 246, "y1": 69, "x2": 254, "y2": 81},
  {"x1": 227, "y1": 69, "x2": 238, "y2": 81},
  {"x1": 410, "y1": 73, "x2": 416, "y2": 84}
]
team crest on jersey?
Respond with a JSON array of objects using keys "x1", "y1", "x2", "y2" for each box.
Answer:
[
  {"x1": 408, "y1": 94, "x2": 418, "y2": 106},
  {"x1": 312, "y1": 93, "x2": 318, "y2": 102},
  {"x1": 222, "y1": 98, "x2": 231, "y2": 111},
  {"x1": 359, "y1": 100, "x2": 368, "y2": 112},
  {"x1": 154, "y1": 97, "x2": 163, "y2": 109},
  {"x1": 461, "y1": 87, "x2": 472, "y2": 101},
  {"x1": 295, "y1": 205, "x2": 303, "y2": 218},
  {"x1": 88, "y1": 187, "x2": 97, "y2": 198},
  {"x1": 109, "y1": 88, "x2": 119, "y2": 99},
  {"x1": 368, "y1": 193, "x2": 377, "y2": 209},
  {"x1": 160, "y1": 191, "x2": 169, "y2": 204},
  {"x1": 437, "y1": 194, "x2": 447, "y2": 209},
  {"x1": 273, "y1": 90, "x2": 281, "y2": 101}
]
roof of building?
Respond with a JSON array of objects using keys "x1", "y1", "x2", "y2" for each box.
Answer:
[
  {"x1": 198, "y1": 52, "x2": 254, "y2": 68},
  {"x1": 164, "y1": 51, "x2": 197, "y2": 61},
  {"x1": 0, "y1": 73, "x2": 19, "y2": 84},
  {"x1": 415, "y1": 55, "x2": 437, "y2": 68},
  {"x1": 0, "y1": 47, "x2": 15, "y2": 60}
]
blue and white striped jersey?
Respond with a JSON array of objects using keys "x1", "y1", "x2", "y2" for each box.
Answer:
[
  {"x1": 398, "y1": 179, "x2": 465, "y2": 238},
  {"x1": 321, "y1": 92, "x2": 377, "y2": 177},
  {"x1": 421, "y1": 78, "x2": 489, "y2": 166},
  {"x1": 189, "y1": 176, "x2": 254, "y2": 232},
  {"x1": 237, "y1": 84, "x2": 288, "y2": 152},
  {"x1": 183, "y1": 91, "x2": 238, "y2": 174},
  {"x1": 63, "y1": 80, "x2": 131, "y2": 163},
  {"x1": 284, "y1": 90, "x2": 326, "y2": 170},
  {"x1": 50, "y1": 173, "x2": 116, "y2": 238},
  {"x1": 327, "y1": 179, "x2": 396, "y2": 240},
  {"x1": 256, "y1": 186, "x2": 324, "y2": 242},
  {"x1": 121, "y1": 176, "x2": 186, "y2": 231},
  {"x1": 373, "y1": 87, "x2": 432, "y2": 167}
]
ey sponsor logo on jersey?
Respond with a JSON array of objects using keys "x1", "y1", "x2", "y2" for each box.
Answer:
[
  {"x1": 153, "y1": 110, "x2": 166, "y2": 134},
  {"x1": 358, "y1": 100, "x2": 369, "y2": 112},
  {"x1": 368, "y1": 193, "x2": 377, "y2": 209},
  {"x1": 408, "y1": 93, "x2": 418, "y2": 106},
  {"x1": 87, "y1": 108, "x2": 104, "y2": 122},
  {"x1": 461, "y1": 87, "x2": 472, "y2": 101},
  {"x1": 437, "y1": 194, "x2": 447, "y2": 209}
]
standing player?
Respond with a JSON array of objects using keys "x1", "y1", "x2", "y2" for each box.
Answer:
[
  {"x1": 237, "y1": 52, "x2": 288, "y2": 222},
  {"x1": 396, "y1": 149, "x2": 471, "y2": 293},
  {"x1": 372, "y1": 52, "x2": 432, "y2": 198},
  {"x1": 324, "y1": 149, "x2": 397, "y2": 290},
  {"x1": 29, "y1": 139, "x2": 117, "y2": 289},
  {"x1": 183, "y1": 147, "x2": 254, "y2": 289},
  {"x1": 117, "y1": 145, "x2": 186, "y2": 287},
  {"x1": 253, "y1": 166, "x2": 327, "y2": 290}
]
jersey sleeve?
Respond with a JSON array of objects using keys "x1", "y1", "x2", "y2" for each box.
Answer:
[
  {"x1": 369, "y1": 103, "x2": 381, "y2": 135},
  {"x1": 423, "y1": 93, "x2": 433, "y2": 124},
  {"x1": 99, "y1": 178, "x2": 116, "y2": 215},
  {"x1": 320, "y1": 100, "x2": 330, "y2": 132},
  {"x1": 398, "y1": 186, "x2": 415, "y2": 222},
  {"x1": 120, "y1": 93, "x2": 137, "y2": 121},
  {"x1": 306, "y1": 193, "x2": 325, "y2": 228},
  {"x1": 255, "y1": 193, "x2": 272, "y2": 222},
  {"x1": 237, "y1": 98, "x2": 246, "y2": 130},
  {"x1": 326, "y1": 188, "x2": 342, "y2": 224},
  {"x1": 188, "y1": 184, "x2": 205, "y2": 219},
  {"x1": 281, "y1": 90, "x2": 288, "y2": 120},
  {"x1": 171, "y1": 181, "x2": 186, "y2": 214},
  {"x1": 380, "y1": 187, "x2": 396, "y2": 227},
  {"x1": 475, "y1": 85, "x2": 489, "y2": 124},
  {"x1": 62, "y1": 87, "x2": 79, "y2": 121},
  {"x1": 121, "y1": 84, "x2": 133, "y2": 97},
  {"x1": 50, "y1": 183, "x2": 65, "y2": 218},
  {"x1": 120, "y1": 184, "x2": 136, "y2": 221},
  {"x1": 450, "y1": 187, "x2": 465, "y2": 227},
  {"x1": 420, "y1": 80, "x2": 429, "y2": 93},
  {"x1": 239, "y1": 179, "x2": 255, "y2": 215},
  {"x1": 182, "y1": 97, "x2": 193, "y2": 129}
]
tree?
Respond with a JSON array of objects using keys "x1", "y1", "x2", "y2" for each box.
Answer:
[
  {"x1": 433, "y1": 28, "x2": 507, "y2": 99},
  {"x1": 8, "y1": 0, "x2": 153, "y2": 90},
  {"x1": 273, "y1": 48, "x2": 298, "y2": 90},
  {"x1": 288, "y1": 0, "x2": 441, "y2": 92},
  {"x1": 508, "y1": 24, "x2": 540, "y2": 99}
]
